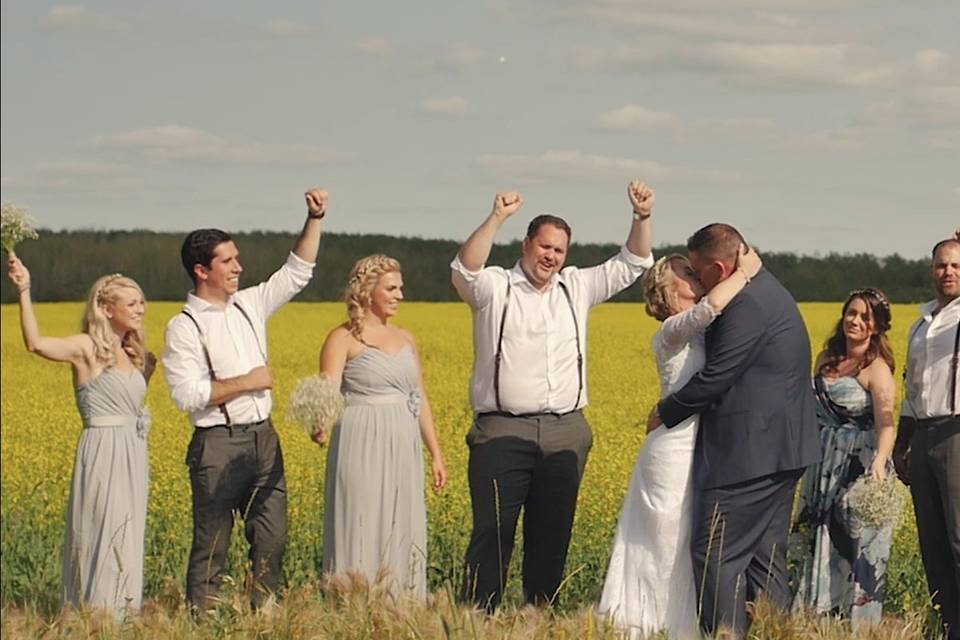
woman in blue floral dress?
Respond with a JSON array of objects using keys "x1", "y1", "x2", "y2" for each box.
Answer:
[{"x1": 791, "y1": 288, "x2": 898, "y2": 624}]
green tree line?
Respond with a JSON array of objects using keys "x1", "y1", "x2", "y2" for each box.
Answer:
[{"x1": 0, "y1": 229, "x2": 935, "y2": 303}]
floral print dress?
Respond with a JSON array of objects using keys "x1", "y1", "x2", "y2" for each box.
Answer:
[{"x1": 790, "y1": 375, "x2": 894, "y2": 624}]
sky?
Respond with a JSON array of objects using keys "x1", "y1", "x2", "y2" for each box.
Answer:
[{"x1": 1, "y1": 1, "x2": 957, "y2": 259}]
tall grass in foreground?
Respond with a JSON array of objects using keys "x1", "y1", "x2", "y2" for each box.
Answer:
[{"x1": 0, "y1": 577, "x2": 940, "y2": 640}]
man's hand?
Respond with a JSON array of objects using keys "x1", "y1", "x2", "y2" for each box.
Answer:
[
  {"x1": 628, "y1": 181, "x2": 655, "y2": 216},
  {"x1": 244, "y1": 365, "x2": 274, "y2": 392},
  {"x1": 646, "y1": 406, "x2": 663, "y2": 433},
  {"x1": 491, "y1": 192, "x2": 524, "y2": 220},
  {"x1": 305, "y1": 188, "x2": 329, "y2": 219}
]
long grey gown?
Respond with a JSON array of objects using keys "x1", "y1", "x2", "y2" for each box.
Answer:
[
  {"x1": 63, "y1": 367, "x2": 150, "y2": 617},
  {"x1": 323, "y1": 345, "x2": 427, "y2": 598}
]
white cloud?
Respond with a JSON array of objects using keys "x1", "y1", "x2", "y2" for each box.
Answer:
[
  {"x1": 352, "y1": 37, "x2": 394, "y2": 57},
  {"x1": 34, "y1": 161, "x2": 127, "y2": 176},
  {"x1": 696, "y1": 42, "x2": 900, "y2": 88},
  {"x1": 476, "y1": 150, "x2": 740, "y2": 183},
  {"x1": 420, "y1": 97, "x2": 468, "y2": 116},
  {"x1": 42, "y1": 6, "x2": 128, "y2": 32},
  {"x1": 598, "y1": 105, "x2": 775, "y2": 139},
  {"x1": 913, "y1": 49, "x2": 950, "y2": 77},
  {"x1": 599, "y1": 105, "x2": 683, "y2": 132},
  {"x1": 266, "y1": 19, "x2": 317, "y2": 38},
  {"x1": 427, "y1": 42, "x2": 489, "y2": 72},
  {"x1": 95, "y1": 125, "x2": 338, "y2": 166}
]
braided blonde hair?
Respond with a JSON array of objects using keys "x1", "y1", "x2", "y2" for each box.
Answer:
[
  {"x1": 344, "y1": 254, "x2": 402, "y2": 341},
  {"x1": 641, "y1": 254, "x2": 686, "y2": 321},
  {"x1": 82, "y1": 274, "x2": 147, "y2": 369}
]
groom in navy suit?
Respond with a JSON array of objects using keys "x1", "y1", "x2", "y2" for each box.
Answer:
[{"x1": 649, "y1": 223, "x2": 820, "y2": 638}]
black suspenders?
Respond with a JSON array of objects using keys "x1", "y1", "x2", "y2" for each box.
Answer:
[
  {"x1": 493, "y1": 279, "x2": 583, "y2": 414},
  {"x1": 181, "y1": 301, "x2": 265, "y2": 426},
  {"x1": 951, "y1": 320, "x2": 960, "y2": 416}
]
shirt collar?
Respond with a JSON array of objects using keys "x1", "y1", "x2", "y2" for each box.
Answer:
[
  {"x1": 509, "y1": 261, "x2": 562, "y2": 291},
  {"x1": 186, "y1": 291, "x2": 234, "y2": 313},
  {"x1": 919, "y1": 295, "x2": 960, "y2": 321}
]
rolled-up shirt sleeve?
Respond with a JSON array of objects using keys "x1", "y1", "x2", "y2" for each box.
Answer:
[
  {"x1": 163, "y1": 316, "x2": 213, "y2": 413},
  {"x1": 451, "y1": 254, "x2": 503, "y2": 310},
  {"x1": 244, "y1": 251, "x2": 315, "y2": 320},
  {"x1": 573, "y1": 245, "x2": 654, "y2": 307}
]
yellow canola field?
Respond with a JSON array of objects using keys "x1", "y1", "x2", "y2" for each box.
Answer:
[{"x1": 0, "y1": 302, "x2": 926, "y2": 612}]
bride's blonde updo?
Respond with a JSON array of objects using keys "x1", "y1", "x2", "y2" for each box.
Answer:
[
  {"x1": 641, "y1": 254, "x2": 685, "y2": 321},
  {"x1": 344, "y1": 254, "x2": 402, "y2": 341},
  {"x1": 82, "y1": 273, "x2": 147, "y2": 369}
]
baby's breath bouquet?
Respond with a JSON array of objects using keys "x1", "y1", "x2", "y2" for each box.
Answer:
[
  {"x1": 287, "y1": 374, "x2": 344, "y2": 444},
  {"x1": 844, "y1": 472, "x2": 909, "y2": 529},
  {"x1": 1, "y1": 203, "x2": 39, "y2": 255}
]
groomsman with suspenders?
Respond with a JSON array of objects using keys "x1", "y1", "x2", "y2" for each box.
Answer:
[
  {"x1": 452, "y1": 184, "x2": 655, "y2": 610},
  {"x1": 894, "y1": 232, "x2": 960, "y2": 640},
  {"x1": 163, "y1": 189, "x2": 328, "y2": 612}
]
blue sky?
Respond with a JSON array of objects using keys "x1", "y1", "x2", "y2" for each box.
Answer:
[{"x1": 1, "y1": 1, "x2": 957, "y2": 258}]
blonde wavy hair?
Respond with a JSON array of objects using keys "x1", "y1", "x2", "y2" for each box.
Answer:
[
  {"x1": 81, "y1": 274, "x2": 147, "y2": 369},
  {"x1": 344, "y1": 254, "x2": 402, "y2": 341},
  {"x1": 641, "y1": 254, "x2": 686, "y2": 321}
]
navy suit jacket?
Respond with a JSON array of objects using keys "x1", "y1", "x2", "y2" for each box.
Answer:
[{"x1": 658, "y1": 268, "x2": 820, "y2": 489}]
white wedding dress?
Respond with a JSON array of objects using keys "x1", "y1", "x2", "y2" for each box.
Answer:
[{"x1": 599, "y1": 298, "x2": 718, "y2": 639}]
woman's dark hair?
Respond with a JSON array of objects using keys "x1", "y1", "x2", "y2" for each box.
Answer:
[
  {"x1": 818, "y1": 287, "x2": 895, "y2": 375},
  {"x1": 180, "y1": 228, "x2": 233, "y2": 284}
]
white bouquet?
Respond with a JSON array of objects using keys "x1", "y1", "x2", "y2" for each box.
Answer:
[
  {"x1": 844, "y1": 473, "x2": 908, "y2": 529},
  {"x1": 1, "y1": 203, "x2": 39, "y2": 255},
  {"x1": 287, "y1": 375, "x2": 344, "y2": 444}
]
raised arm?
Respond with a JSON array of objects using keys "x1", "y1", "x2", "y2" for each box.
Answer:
[
  {"x1": 457, "y1": 192, "x2": 524, "y2": 271},
  {"x1": 7, "y1": 256, "x2": 92, "y2": 368},
  {"x1": 291, "y1": 188, "x2": 327, "y2": 263},
  {"x1": 625, "y1": 181, "x2": 654, "y2": 260}
]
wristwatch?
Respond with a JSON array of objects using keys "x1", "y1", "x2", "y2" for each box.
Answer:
[{"x1": 633, "y1": 211, "x2": 651, "y2": 221}]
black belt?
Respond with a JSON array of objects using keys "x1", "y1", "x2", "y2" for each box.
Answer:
[
  {"x1": 916, "y1": 415, "x2": 960, "y2": 428},
  {"x1": 478, "y1": 409, "x2": 582, "y2": 420},
  {"x1": 197, "y1": 417, "x2": 270, "y2": 431}
]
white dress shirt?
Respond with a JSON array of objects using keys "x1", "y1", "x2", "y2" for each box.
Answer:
[
  {"x1": 163, "y1": 252, "x2": 314, "y2": 427},
  {"x1": 902, "y1": 296, "x2": 960, "y2": 419},
  {"x1": 451, "y1": 246, "x2": 653, "y2": 414}
]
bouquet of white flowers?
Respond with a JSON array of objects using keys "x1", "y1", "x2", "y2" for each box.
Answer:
[
  {"x1": 1, "y1": 203, "x2": 39, "y2": 255},
  {"x1": 844, "y1": 472, "x2": 909, "y2": 529},
  {"x1": 287, "y1": 375, "x2": 345, "y2": 445}
]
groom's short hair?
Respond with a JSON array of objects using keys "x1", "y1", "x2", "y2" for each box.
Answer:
[
  {"x1": 180, "y1": 228, "x2": 234, "y2": 284},
  {"x1": 687, "y1": 223, "x2": 745, "y2": 266}
]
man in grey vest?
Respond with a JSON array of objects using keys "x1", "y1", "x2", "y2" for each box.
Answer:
[
  {"x1": 894, "y1": 231, "x2": 960, "y2": 640},
  {"x1": 163, "y1": 189, "x2": 327, "y2": 612},
  {"x1": 452, "y1": 184, "x2": 655, "y2": 610}
]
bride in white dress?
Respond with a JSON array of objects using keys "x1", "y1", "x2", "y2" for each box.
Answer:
[{"x1": 599, "y1": 247, "x2": 761, "y2": 639}]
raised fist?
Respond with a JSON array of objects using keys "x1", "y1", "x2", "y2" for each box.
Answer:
[
  {"x1": 305, "y1": 188, "x2": 329, "y2": 219},
  {"x1": 628, "y1": 181, "x2": 655, "y2": 216},
  {"x1": 492, "y1": 192, "x2": 524, "y2": 219}
]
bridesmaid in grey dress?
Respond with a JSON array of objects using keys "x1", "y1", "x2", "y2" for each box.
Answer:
[
  {"x1": 317, "y1": 254, "x2": 447, "y2": 598},
  {"x1": 7, "y1": 257, "x2": 155, "y2": 618}
]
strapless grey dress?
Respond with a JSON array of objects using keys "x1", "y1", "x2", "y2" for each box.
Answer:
[
  {"x1": 63, "y1": 367, "x2": 150, "y2": 617},
  {"x1": 322, "y1": 346, "x2": 427, "y2": 598}
]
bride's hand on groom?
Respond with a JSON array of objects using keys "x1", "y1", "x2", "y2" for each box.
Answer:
[{"x1": 646, "y1": 406, "x2": 663, "y2": 433}]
